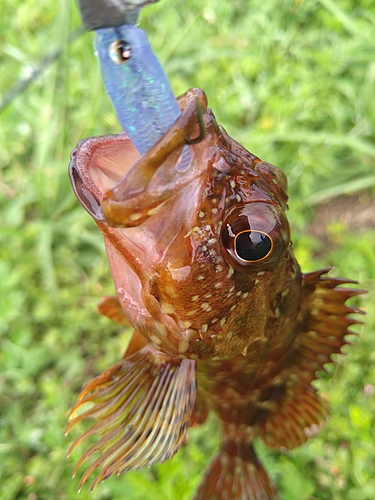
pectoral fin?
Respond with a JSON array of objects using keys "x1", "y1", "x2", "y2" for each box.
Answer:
[
  {"x1": 97, "y1": 295, "x2": 130, "y2": 327},
  {"x1": 66, "y1": 346, "x2": 196, "y2": 491}
]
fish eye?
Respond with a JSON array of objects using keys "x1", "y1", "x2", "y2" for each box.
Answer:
[
  {"x1": 220, "y1": 202, "x2": 290, "y2": 272},
  {"x1": 234, "y1": 230, "x2": 273, "y2": 262},
  {"x1": 109, "y1": 40, "x2": 131, "y2": 64}
]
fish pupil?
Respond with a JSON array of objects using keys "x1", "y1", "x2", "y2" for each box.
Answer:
[
  {"x1": 109, "y1": 40, "x2": 131, "y2": 64},
  {"x1": 235, "y1": 230, "x2": 272, "y2": 262}
]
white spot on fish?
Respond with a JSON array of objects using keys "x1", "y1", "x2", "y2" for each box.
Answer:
[
  {"x1": 147, "y1": 207, "x2": 159, "y2": 216},
  {"x1": 129, "y1": 212, "x2": 142, "y2": 221},
  {"x1": 201, "y1": 303, "x2": 212, "y2": 312},
  {"x1": 162, "y1": 302, "x2": 175, "y2": 314}
]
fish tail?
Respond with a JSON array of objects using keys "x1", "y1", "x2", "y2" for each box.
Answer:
[{"x1": 193, "y1": 441, "x2": 280, "y2": 500}]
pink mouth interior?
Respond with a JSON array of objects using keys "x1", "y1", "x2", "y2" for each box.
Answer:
[{"x1": 88, "y1": 135, "x2": 141, "y2": 199}]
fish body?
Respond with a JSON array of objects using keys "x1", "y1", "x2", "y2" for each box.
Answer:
[
  {"x1": 96, "y1": 23, "x2": 190, "y2": 170},
  {"x1": 67, "y1": 88, "x2": 362, "y2": 498}
]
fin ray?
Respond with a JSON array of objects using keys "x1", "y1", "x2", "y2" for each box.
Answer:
[
  {"x1": 66, "y1": 346, "x2": 196, "y2": 490},
  {"x1": 193, "y1": 444, "x2": 280, "y2": 500}
]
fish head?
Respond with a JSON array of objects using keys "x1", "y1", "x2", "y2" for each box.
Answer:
[{"x1": 69, "y1": 88, "x2": 299, "y2": 360}]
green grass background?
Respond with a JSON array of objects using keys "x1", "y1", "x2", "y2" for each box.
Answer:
[{"x1": 1, "y1": 0, "x2": 375, "y2": 499}]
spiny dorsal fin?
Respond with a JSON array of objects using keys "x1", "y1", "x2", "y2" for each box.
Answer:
[
  {"x1": 257, "y1": 268, "x2": 365, "y2": 450},
  {"x1": 66, "y1": 346, "x2": 196, "y2": 491}
]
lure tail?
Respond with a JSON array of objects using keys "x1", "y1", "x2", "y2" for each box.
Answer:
[
  {"x1": 95, "y1": 24, "x2": 191, "y2": 169},
  {"x1": 193, "y1": 441, "x2": 280, "y2": 500}
]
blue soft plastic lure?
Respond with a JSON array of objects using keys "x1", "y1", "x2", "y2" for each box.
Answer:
[{"x1": 96, "y1": 24, "x2": 190, "y2": 166}]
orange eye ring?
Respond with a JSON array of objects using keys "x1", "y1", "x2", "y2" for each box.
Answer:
[{"x1": 233, "y1": 230, "x2": 273, "y2": 263}]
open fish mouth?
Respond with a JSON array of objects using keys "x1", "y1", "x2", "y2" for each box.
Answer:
[
  {"x1": 69, "y1": 88, "x2": 208, "y2": 229},
  {"x1": 69, "y1": 133, "x2": 139, "y2": 222}
]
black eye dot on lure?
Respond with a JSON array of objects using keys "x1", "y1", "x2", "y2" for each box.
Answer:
[{"x1": 109, "y1": 40, "x2": 131, "y2": 64}]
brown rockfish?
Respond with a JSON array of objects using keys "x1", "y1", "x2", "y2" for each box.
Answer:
[{"x1": 67, "y1": 88, "x2": 363, "y2": 499}]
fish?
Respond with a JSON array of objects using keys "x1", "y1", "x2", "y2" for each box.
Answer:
[
  {"x1": 95, "y1": 23, "x2": 190, "y2": 168},
  {"x1": 67, "y1": 87, "x2": 364, "y2": 499}
]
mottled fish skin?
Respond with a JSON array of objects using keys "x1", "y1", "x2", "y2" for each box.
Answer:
[
  {"x1": 96, "y1": 24, "x2": 190, "y2": 169},
  {"x1": 67, "y1": 88, "x2": 364, "y2": 499}
]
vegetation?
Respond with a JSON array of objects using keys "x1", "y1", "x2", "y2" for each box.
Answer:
[{"x1": 1, "y1": 0, "x2": 374, "y2": 499}]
